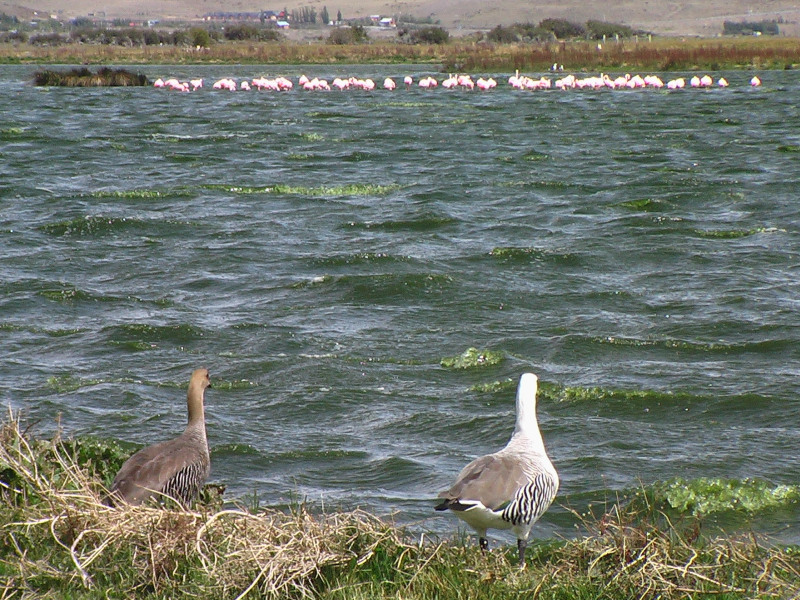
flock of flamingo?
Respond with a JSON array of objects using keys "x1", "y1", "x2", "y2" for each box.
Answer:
[{"x1": 152, "y1": 72, "x2": 762, "y2": 93}]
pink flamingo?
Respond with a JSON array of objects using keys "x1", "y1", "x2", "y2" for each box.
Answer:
[
  {"x1": 190, "y1": 78, "x2": 203, "y2": 90},
  {"x1": 153, "y1": 78, "x2": 165, "y2": 88},
  {"x1": 718, "y1": 77, "x2": 729, "y2": 87},
  {"x1": 383, "y1": 77, "x2": 396, "y2": 90},
  {"x1": 750, "y1": 75, "x2": 761, "y2": 86},
  {"x1": 404, "y1": 75, "x2": 412, "y2": 89}
]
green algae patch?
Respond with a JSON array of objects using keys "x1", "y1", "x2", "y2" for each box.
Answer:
[
  {"x1": 469, "y1": 378, "x2": 516, "y2": 394},
  {"x1": 86, "y1": 189, "x2": 193, "y2": 199},
  {"x1": 656, "y1": 477, "x2": 800, "y2": 516},
  {"x1": 38, "y1": 286, "x2": 95, "y2": 303},
  {"x1": 441, "y1": 347, "x2": 504, "y2": 370},
  {"x1": 522, "y1": 149, "x2": 549, "y2": 161},
  {"x1": 46, "y1": 374, "x2": 104, "y2": 393},
  {"x1": 615, "y1": 198, "x2": 668, "y2": 211},
  {"x1": 204, "y1": 183, "x2": 399, "y2": 196}
]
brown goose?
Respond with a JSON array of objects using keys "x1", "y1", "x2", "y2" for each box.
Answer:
[{"x1": 107, "y1": 368, "x2": 211, "y2": 507}]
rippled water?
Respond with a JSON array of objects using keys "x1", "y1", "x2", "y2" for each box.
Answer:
[{"x1": 1, "y1": 65, "x2": 799, "y2": 545}]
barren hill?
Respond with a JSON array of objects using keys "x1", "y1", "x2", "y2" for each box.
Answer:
[{"x1": 4, "y1": 0, "x2": 800, "y2": 36}]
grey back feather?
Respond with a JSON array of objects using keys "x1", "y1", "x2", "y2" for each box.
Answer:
[
  {"x1": 438, "y1": 453, "x2": 530, "y2": 511},
  {"x1": 109, "y1": 430, "x2": 209, "y2": 506}
]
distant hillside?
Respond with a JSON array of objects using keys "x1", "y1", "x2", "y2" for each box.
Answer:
[{"x1": 3, "y1": 0, "x2": 800, "y2": 37}]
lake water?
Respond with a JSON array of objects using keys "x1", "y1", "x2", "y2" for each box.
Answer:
[{"x1": 1, "y1": 64, "x2": 798, "y2": 546}]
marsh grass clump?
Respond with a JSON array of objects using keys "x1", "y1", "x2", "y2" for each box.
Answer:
[
  {"x1": 0, "y1": 410, "x2": 408, "y2": 598},
  {"x1": 1, "y1": 410, "x2": 798, "y2": 599},
  {"x1": 33, "y1": 66, "x2": 149, "y2": 86}
]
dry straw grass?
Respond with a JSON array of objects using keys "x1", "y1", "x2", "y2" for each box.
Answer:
[
  {"x1": 0, "y1": 409, "x2": 408, "y2": 598},
  {"x1": 1, "y1": 409, "x2": 798, "y2": 600},
  {"x1": 552, "y1": 503, "x2": 800, "y2": 599}
]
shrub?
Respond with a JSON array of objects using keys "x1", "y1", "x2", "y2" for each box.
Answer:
[
  {"x1": 539, "y1": 18, "x2": 585, "y2": 39},
  {"x1": 29, "y1": 32, "x2": 67, "y2": 46},
  {"x1": 409, "y1": 26, "x2": 449, "y2": 44},
  {"x1": 723, "y1": 20, "x2": 780, "y2": 35},
  {"x1": 327, "y1": 24, "x2": 369, "y2": 45},
  {"x1": 586, "y1": 20, "x2": 635, "y2": 39},
  {"x1": 486, "y1": 25, "x2": 520, "y2": 43}
]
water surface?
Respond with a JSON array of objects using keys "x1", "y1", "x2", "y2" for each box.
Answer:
[{"x1": 1, "y1": 65, "x2": 799, "y2": 545}]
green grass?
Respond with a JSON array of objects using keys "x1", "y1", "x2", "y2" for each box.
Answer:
[{"x1": 1, "y1": 411, "x2": 798, "y2": 599}]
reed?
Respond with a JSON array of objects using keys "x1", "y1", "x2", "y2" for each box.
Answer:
[
  {"x1": 4, "y1": 36, "x2": 800, "y2": 71},
  {"x1": 33, "y1": 66, "x2": 149, "y2": 86},
  {"x1": 1, "y1": 410, "x2": 798, "y2": 599}
]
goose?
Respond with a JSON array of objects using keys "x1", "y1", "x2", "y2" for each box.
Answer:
[
  {"x1": 435, "y1": 372, "x2": 558, "y2": 567},
  {"x1": 107, "y1": 368, "x2": 211, "y2": 507}
]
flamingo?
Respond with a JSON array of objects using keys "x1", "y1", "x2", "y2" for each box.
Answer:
[
  {"x1": 441, "y1": 74, "x2": 457, "y2": 89},
  {"x1": 718, "y1": 77, "x2": 729, "y2": 87},
  {"x1": 404, "y1": 75, "x2": 412, "y2": 89},
  {"x1": 153, "y1": 78, "x2": 165, "y2": 88},
  {"x1": 750, "y1": 75, "x2": 761, "y2": 86},
  {"x1": 383, "y1": 77, "x2": 396, "y2": 90},
  {"x1": 190, "y1": 78, "x2": 203, "y2": 90}
]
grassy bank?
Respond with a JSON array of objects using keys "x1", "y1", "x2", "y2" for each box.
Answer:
[
  {"x1": 1, "y1": 411, "x2": 798, "y2": 599},
  {"x1": 2, "y1": 36, "x2": 800, "y2": 71}
]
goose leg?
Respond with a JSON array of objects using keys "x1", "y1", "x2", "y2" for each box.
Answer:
[{"x1": 517, "y1": 538, "x2": 527, "y2": 568}]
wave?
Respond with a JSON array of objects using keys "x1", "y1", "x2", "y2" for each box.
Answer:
[
  {"x1": 308, "y1": 252, "x2": 412, "y2": 267},
  {"x1": 37, "y1": 284, "x2": 172, "y2": 307},
  {"x1": 489, "y1": 246, "x2": 582, "y2": 266},
  {"x1": 341, "y1": 213, "x2": 457, "y2": 232},
  {"x1": 591, "y1": 334, "x2": 793, "y2": 355},
  {"x1": 39, "y1": 215, "x2": 190, "y2": 237},
  {"x1": 291, "y1": 272, "x2": 454, "y2": 304}
]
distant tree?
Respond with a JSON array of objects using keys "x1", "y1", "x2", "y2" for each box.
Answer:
[
  {"x1": 0, "y1": 12, "x2": 21, "y2": 29},
  {"x1": 321, "y1": 6, "x2": 330, "y2": 24},
  {"x1": 189, "y1": 27, "x2": 211, "y2": 47},
  {"x1": 337, "y1": 9, "x2": 342, "y2": 22}
]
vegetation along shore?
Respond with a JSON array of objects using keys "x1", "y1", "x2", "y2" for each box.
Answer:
[
  {"x1": 1, "y1": 411, "x2": 798, "y2": 599},
  {"x1": 2, "y1": 12, "x2": 800, "y2": 70}
]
